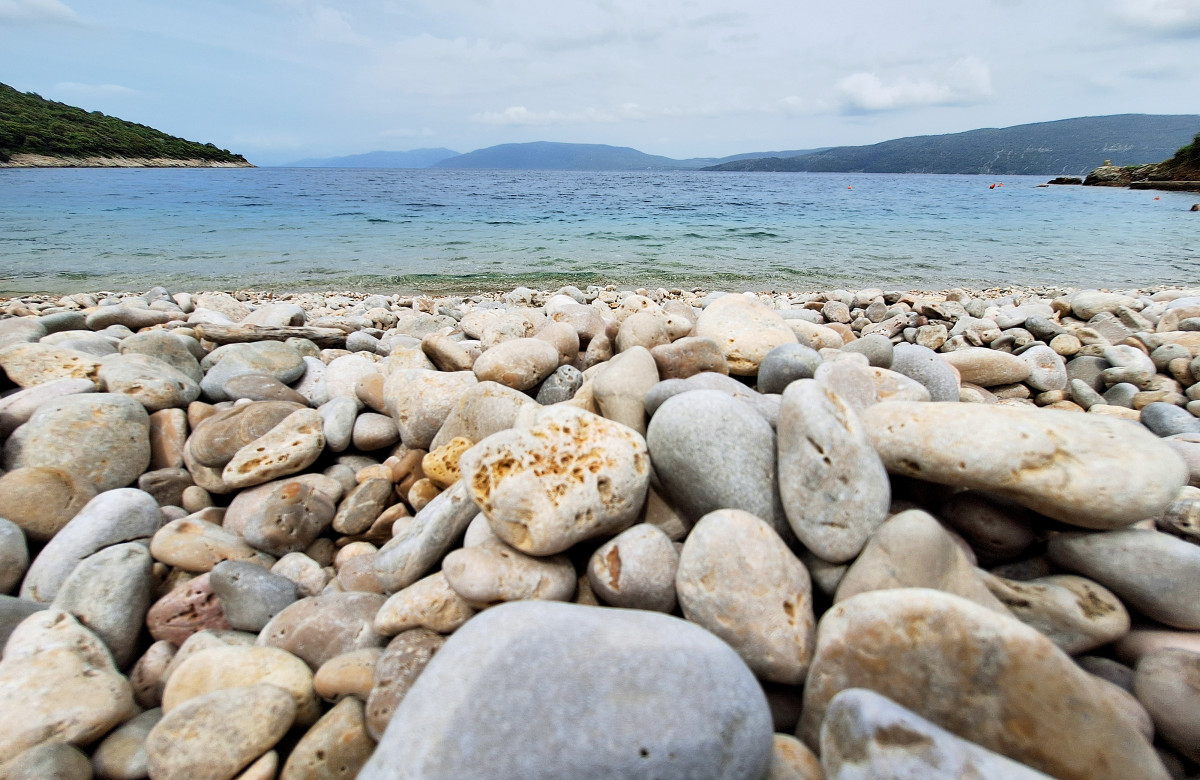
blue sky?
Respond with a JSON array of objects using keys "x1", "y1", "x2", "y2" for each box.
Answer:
[{"x1": 2, "y1": 0, "x2": 1199, "y2": 165}]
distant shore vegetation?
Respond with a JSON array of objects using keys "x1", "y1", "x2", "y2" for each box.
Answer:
[{"x1": 0, "y1": 82, "x2": 247, "y2": 164}]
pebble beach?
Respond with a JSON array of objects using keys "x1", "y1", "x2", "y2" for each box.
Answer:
[{"x1": 1, "y1": 280, "x2": 1199, "y2": 779}]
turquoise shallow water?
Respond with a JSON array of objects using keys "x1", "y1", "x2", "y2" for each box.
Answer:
[{"x1": 0, "y1": 168, "x2": 1197, "y2": 294}]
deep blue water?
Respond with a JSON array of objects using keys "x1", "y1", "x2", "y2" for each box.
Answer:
[{"x1": 0, "y1": 168, "x2": 1197, "y2": 294}]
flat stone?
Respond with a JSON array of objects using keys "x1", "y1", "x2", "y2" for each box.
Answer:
[
  {"x1": 358, "y1": 601, "x2": 774, "y2": 780},
  {"x1": 799, "y1": 588, "x2": 1168, "y2": 780},
  {"x1": 85, "y1": 304, "x2": 173, "y2": 331},
  {"x1": 940, "y1": 347, "x2": 1032, "y2": 387},
  {"x1": 228, "y1": 476, "x2": 337, "y2": 556},
  {"x1": 4, "y1": 393, "x2": 151, "y2": 492},
  {"x1": 647, "y1": 389, "x2": 786, "y2": 536},
  {"x1": 90, "y1": 708, "x2": 162, "y2": 780},
  {"x1": 144, "y1": 684, "x2": 295, "y2": 780},
  {"x1": 374, "y1": 481, "x2": 478, "y2": 592},
  {"x1": 162, "y1": 644, "x2": 319, "y2": 728},
  {"x1": 820, "y1": 688, "x2": 1055, "y2": 779},
  {"x1": 980, "y1": 571, "x2": 1130, "y2": 654},
  {"x1": 0, "y1": 377, "x2": 95, "y2": 439},
  {"x1": 374, "y1": 572, "x2": 476, "y2": 635},
  {"x1": 21, "y1": 488, "x2": 162, "y2": 603},
  {"x1": 587, "y1": 523, "x2": 678, "y2": 612},
  {"x1": 364, "y1": 628, "x2": 446, "y2": 741},
  {"x1": 1047, "y1": 528, "x2": 1200, "y2": 629},
  {"x1": 1142, "y1": 401, "x2": 1200, "y2": 436},
  {"x1": 210, "y1": 560, "x2": 299, "y2": 632},
  {"x1": 138, "y1": 466, "x2": 193, "y2": 507},
  {"x1": 834, "y1": 509, "x2": 1009, "y2": 613},
  {"x1": 429, "y1": 380, "x2": 534, "y2": 451},
  {"x1": 695, "y1": 294, "x2": 798, "y2": 376},
  {"x1": 0, "y1": 343, "x2": 101, "y2": 388},
  {"x1": 644, "y1": 372, "x2": 780, "y2": 426},
  {"x1": 1134, "y1": 648, "x2": 1200, "y2": 763},
  {"x1": 257, "y1": 592, "x2": 387, "y2": 669},
  {"x1": 472, "y1": 337, "x2": 560, "y2": 391},
  {"x1": 333, "y1": 478, "x2": 395, "y2": 535},
  {"x1": 99, "y1": 352, "x2": 200, "y2": 411},
  {"x1": 460, "y1": 406, "x2": 650, "y2": 556},
  {"x1": 676, "y1": 509, "x2": 814, "y2": 685},
  {"x1": 150, "y1": 516, "x2": 275, "y2": 573},
  {"x1": 223, "y1": 372, "x2": 308, "y2": 403},
  {"x1": 442, "y1": 544, "x2": 576, "y2": 607},
  {"x1": 51, "y1": 542, "x2": 152, "y2": 668},
  {"x1": 1072, "y1": 291, "x2": 1138, "y2": 320},
  {"x1": 0, "y1": 316, "x2": 46, "y2": 349},
  {"x1": 383, "y1": 369, "x2": 478, "y2": 449},
  {"x1": 186, "y1": 400, "x2": 304, "y2": 468},
  {"x1": 862, "y1": 401, "x2": 1187, "y2": 529},
  {"x1": 353, "y1": 411, "x2": 400, "y2": 450},
  {"x1": 778, "y1": 380, "x2": 889, "y2": 563},
  {"x1": 890, "y1": 343, "x2": 960, "y2": 401},
  {"x1": 0, "y1": 610, "x2": 134, "y2": 765},
  {"x1": 280, "y1": 696, "x2": 375, "y2": 780},
  {"x1": 222, "y1": 407, "x2": 325, "y2": 489},
  {"x1": 119, "y1": 329, "x2": 203, "y2": 382},
  {"x1": 199, "y1": 341, "x2": 305, "y2": 402},
  {"x1": 938, "y1": 491, "x2": 1037, "y2": 564}
]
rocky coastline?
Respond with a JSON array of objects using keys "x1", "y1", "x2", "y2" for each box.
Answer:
[
  {"x1": 2, "y1": 282, "x2": 1200, "y2": 778},
  {"x1": 0, "y1": 154, "x2": 254, "y2": 168},
  {"x1": 1084, "y1": 162, "x2": 1200, "y2": 193}
]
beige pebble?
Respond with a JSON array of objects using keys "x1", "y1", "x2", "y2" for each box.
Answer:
[{"x1": 313, "y1": 647, "x2": 383, "y2": 702}]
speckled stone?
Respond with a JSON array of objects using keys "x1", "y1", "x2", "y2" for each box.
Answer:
[
  {"x1": 0, "y1": 466, "x2": 97, "y2": 544},
  {"x1": 442, "y1": 544, "x2": 576, "y2": 607},
  {"x1": 374, "y1": 572, "x2": 477, "y2": 635},
  {"x1": 146, "y1": 573, "x2": 231, "y2": 645},
  {"x1": 162, "y1": 644, "x2": 319, "y2": 727},
  {"x1": 99, "y1": 352, "x2": 201, "y2": 411},
  {"x1": 980, "y1": 571, "x2": 1130, "y2": 654},
  {"x1": 862, "y1": 401, "x2": 1186, "y2": 529},
  {"x1": 0, "y1": 343, "x2": 101, "y2": 388},
  {"x1": 383, "y1": 369, "x2": 478, "y2": 450},
  {"x1": 209, "y1": 560, "x2": 300, "y2": 632},
  {"x1": 280, "y1": 696, "x2": 376, "y2": 780},
  {"x1": 222, "y1": 407, "x2": 325, "y2": 489},
  {"x1": 587, "y1": 523, "x2": 679, "y2": 612},
  {"x1": 256, "y1": 592, "x2": 387, "y2": 669},
  {"x1": 460, "y1": 406, "x2": 650, "y2": 555},
  {"x1": 364, "y1": 628, "x2": 446, "y2": 741},
  {"x1": 150, "y1": 515, "x2": 275, "y2": 573},
  {"x1": 51, "y1": 541, "x2": 153, "y2": 668},
  {"x1": 186, "y1": 400, "x2": 304, "y2": 467}
]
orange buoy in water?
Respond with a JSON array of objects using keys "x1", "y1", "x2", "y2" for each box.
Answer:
[
  {"x1": 847, "y1": 185, "x2": 852, "y2": 190},
  {"x1": 1155, "y1": 196, "x2": 1161, "y2": 200},
  {"x1": 989, "y1": 184, "x2": 996, "y2": 189},
  {"x1": 997, "y1": 182, "x2": 1003, "y2": 187}
]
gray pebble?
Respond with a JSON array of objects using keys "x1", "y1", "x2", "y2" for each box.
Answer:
[
  {"x1": 210, "y1": 560, "x2": 300, "y2": 633},
  {"x1": 756, "y1": 342, "x2": 822, "y2": 394},
  {"x1": 51, "y1": 541, "x2": 153, "y2": 668},
  {"x1": 890, "y1": 343, "x2": 959, "y2": 402},
  {"x1": 536, "y1": 364, "x2": 584, "y2": 405},
  {"x1": 1141, "y1": 401, "x2": 1200, "y2": 437},
  {"x1": 841, "y1": 334, "x2": 893, "y2": 368}
]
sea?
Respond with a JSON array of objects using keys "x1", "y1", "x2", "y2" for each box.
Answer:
[{"x1": 1, "y1": 168, "x2": 1197, "y2": 295}]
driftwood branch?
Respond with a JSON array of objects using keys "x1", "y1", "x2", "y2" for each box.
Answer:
[{"x1": 193, "y1": 323, "x2": 350, "y2": 348}]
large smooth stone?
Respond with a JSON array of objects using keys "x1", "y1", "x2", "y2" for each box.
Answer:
[
  {"x1": 459, "y1": 406, "x2": 650, "y2": 556},
  {"x1": 472, "y1": 337, "x2": 560, "y2": 391},
  {"x1": 587, "y1": 523, "x2": 679, "y2": 612},
  {"x1": 695, "y1": 294, "x2": 797, "y2": 376},
  {"x1": 119, "y1": 328, "x2": 203, "y2": 382},
  {"x1": 99, "y1": 352, "x2": 200, "y2": 411},
  {"x1": 592, "y1": 346, "x2": 659, "y2": 435},
  {"x1": 320, "y1": 354, "x2": 382, "y2": 410},
  {"x1": 1134, "y1": 648, "x2": 1200, "y2": 763},
  {"x1": 980, "y1": 571, "x2": 1130, "y2": 654},
  {"x1": 162, "y1": 644, "x2": 319, "y2": 727},
  {"x1": 21, "y1": 488, "x2": 162, "y2": 603},
  {"x1": 0, "y1": 343, "x2": 101, "y2": 388},
  {"x1": 1, "y1": 741, "x2": 93, "y2": 780},
  {"x1": 861, "y1": 402, "x2": 1186, "y2": 529},
  {"x1": 1021, "y1": 344, "x2": 1068, "y2": 392},
  {"x1": 647, "y1": 389, "x2": 785, "y2": 535},
  {"x1": 442, "y1": 545, "x2": 576, "y2": 607},
  {"x1": 799, "y1": 589, "x2": 1168, "y2": 780},
  {"x1": 232, "y1": 477, "x2": 338, "y2": 556},
  {"x1": 777, "y1": 379, "x2": 889, "y2": 563},
  {"x1": 0, "y1": 466, "x2": 96, "y2": 544},
  {"x1": 0, "y1": 377, "x2": 95, "y2": 439},
  {"x1": 940, "y1": 347, "x2": 1032, "y2": 387},
  {"x1": 358, "y1": 601, "x2": 774, "y2": 780},
  {"x1": 676, "y1": 509, "x2": 814, "y2": 685},
  {"x1": 144, "y1": 684, "x2": 295, "y2": 780},
  {"x1": 199, "y1": 341, "x2": 305, "y2": 402},
  {"x1": 0, "y1": 610, "x2": 134, "y2": 765},
  {"x1": 383, "y1": 369, "x2": 478, "y2": 450},
  {"x1": 85, "y1": 303, "x2": 173, "y2": 331},
  {"x1": 187, "y1": 401, "x2": 304, "y2": 468},
  {"x1": 280, "y1": 696, "x2": 376, "y2": 780},
  {"x1": 91, "y1": 707, "x2": 162, "y2": 780},
  {"x1": 4, "y1": 393, "x2": 151, "y2": 492},
  {"x1": 51, "y1": 542, "x2": 152, "y2": 668},
  {"x1": 1047, "y1": 528, "x2": 1200, "y2": 629},
  {"x1": 834, "y1": 509, "x2": 1008, "y2": 612},
  {"x1": 150, "y1": 516, "x2": 275, "y2": 573},
  {"x1": 222, "y1": 407, "x2": 325, "y2": 489},
  {"x1": 257, "y1": 592, "x2": 387, "y2": 669},
  {"x1": 821, "y1": 688, "x2": 1055, "y2": 779}
]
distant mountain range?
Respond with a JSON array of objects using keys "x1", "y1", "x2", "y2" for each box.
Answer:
[
  {"x1": 702, "y1": 114, "x2": 1200, "y2": 175},
  {"x1": 277, "y1": 114, "x2": 1198, "y2": 175}
]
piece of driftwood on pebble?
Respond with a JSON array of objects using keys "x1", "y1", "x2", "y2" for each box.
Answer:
[{"x1": 193, "y1": 324, "x2": 351, "y2": 348}]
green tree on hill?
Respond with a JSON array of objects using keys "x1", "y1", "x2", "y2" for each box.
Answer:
[{"x1": 0, "y1": 82, "x2": 247, "y2": 164}]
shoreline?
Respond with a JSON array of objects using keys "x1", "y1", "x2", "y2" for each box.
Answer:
[{"x1": 0, "y1": 153, "x2": 253, "y2": 168}]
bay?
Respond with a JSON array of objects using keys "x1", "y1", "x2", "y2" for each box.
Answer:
[{"x1": 1, "y1": 168, "x2": 1196, "y2": 294}]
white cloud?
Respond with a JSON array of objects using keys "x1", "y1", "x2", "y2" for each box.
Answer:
[
  {"x1": 836, "y1": 57, "x2": 993, "y2": 113},
  {"x1": 53, "y1": 82, "x2": 141, "y2": 99},
  {"x1": 1115, "y1": 0, "x2": 1200, "y2": 35},
  {"x1": 0, "y1": 0, "x2": 81, "y2": 24}
]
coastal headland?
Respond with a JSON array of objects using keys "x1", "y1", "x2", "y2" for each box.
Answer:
[
  {"x1": 0, "y1": 154, "x2": 253, "y2": 168},
  {"x1": 0, "y1": 281, "x2": 1198, "y2": 778}
]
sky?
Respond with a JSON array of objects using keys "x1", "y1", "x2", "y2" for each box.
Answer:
[{"x1": 2, "y1": 0, "x2": 1199, "y2": 166}]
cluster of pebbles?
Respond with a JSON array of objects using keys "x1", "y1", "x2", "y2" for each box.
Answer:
[{"x1": 1, "y1": 281, "x2": 1200, "y2": 779}]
